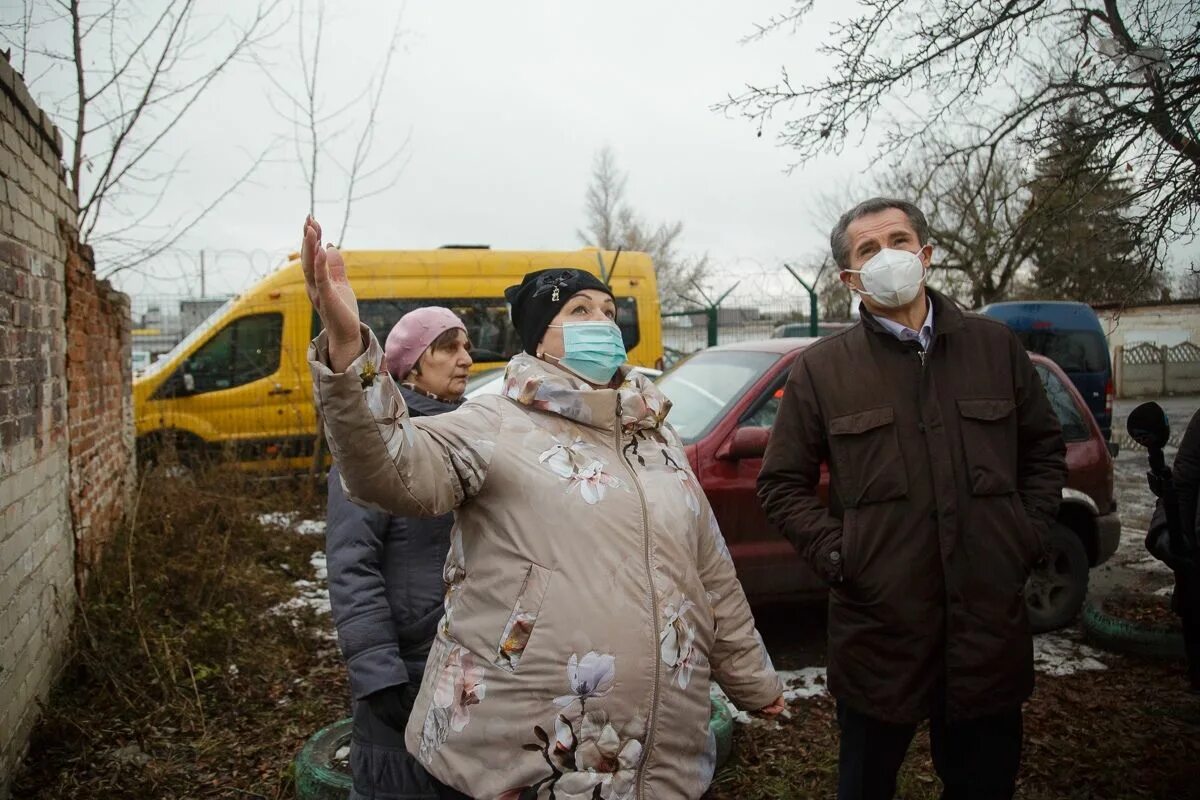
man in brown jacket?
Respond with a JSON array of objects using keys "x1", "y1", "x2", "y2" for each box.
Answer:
[{"x1": 758, "y1": 198, "x2": 1066, "y2": 800}]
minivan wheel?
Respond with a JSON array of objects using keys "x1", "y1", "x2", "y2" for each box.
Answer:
[{"x1": 1025, "y1": 523, "x2": 1090, "y2": 633}]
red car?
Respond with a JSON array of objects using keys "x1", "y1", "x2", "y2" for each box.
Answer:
[{"x1": 658, "y1": 338, "x2": 1121, "y2": 633}]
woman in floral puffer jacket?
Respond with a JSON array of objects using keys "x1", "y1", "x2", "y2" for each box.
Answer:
[{"x1": 303, "y1": 216, "x2": 783, "y2": 800}]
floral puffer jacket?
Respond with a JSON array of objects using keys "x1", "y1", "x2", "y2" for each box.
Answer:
[{"x1": 310, "y1": 327, "x2": 782, "y2": 800}]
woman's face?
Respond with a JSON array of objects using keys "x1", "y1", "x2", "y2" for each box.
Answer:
[
  {"x1": 537, "y1": 289, "x2": 617, "y2": 362},
  {"x1": 410, "y1": 329, "x2": 473, "y2": 400}
]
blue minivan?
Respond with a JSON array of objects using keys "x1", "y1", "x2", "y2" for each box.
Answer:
[{"x1": 980, "y1": 301, "x2": 1113, "y2": 440}]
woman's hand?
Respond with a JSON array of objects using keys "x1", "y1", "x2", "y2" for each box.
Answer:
[
  {"x1": 756, "y1": 695, "x2": 786, "y2": 717},
  {"x1": 301, "y1": 215, "x2": 363, "y2": 372}
]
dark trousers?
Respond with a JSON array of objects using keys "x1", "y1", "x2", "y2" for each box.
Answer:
[
  {"x1": 1179, "y1": 575, "x2": 1200, "y2": 689},
  {"x1": 836, "y1": 701, "x2": 1023, "y2": 800},
  {"x1": 349, "y1": 699, "x2": 473, "y2": 800}
]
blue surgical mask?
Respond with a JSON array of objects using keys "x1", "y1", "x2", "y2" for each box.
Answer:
[{"x1": 545, "y1": 321, "x2": 627, "y2": 384}]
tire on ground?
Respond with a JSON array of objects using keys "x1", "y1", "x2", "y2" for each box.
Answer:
[
  {"x1": 295, "y1": 718, "x2": 352, "y2": 800},
  {"x1": 1081, "y1": 596, "x2": 1186, "y2": 660},
  {"x1": 1025, "y1": 523, "x2": 1089, "y2": 634}
]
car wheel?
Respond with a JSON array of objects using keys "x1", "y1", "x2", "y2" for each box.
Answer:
[{"x1": 1025, "y1": 523, "x2": 1089, "y2": 633}]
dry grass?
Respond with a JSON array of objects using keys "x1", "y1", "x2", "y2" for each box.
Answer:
[
  {"x1": 14, "y1": 463, "x2": 1200, "y2": 799},
  {"x1": 709, "y1": 657, "x2": 1200, "y2": 799},
  {"x1": 13, "y1": 465, "x2": 346, "y2": 800}
]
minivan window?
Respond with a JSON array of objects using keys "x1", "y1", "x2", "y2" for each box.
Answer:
[
  {"x1": 1035, "y1": 364, "x2": 1090, "y2": 442},
  {"x1": 312, "y1": 296, "x2": 641, "y2": 365},
  {"x1": 1016, "y1": 330, "x2": 1108, "y2": 374},
  {"x1": 140, "y1": 297, "x2": 235, "y2": 379},
  {"x1": 179, "y1": 313, "x2": 283, "y2": 394}
]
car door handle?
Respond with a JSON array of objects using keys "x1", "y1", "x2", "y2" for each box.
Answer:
[{"x1": 268, "y1": 385, "x2": 293, "y2": 396}]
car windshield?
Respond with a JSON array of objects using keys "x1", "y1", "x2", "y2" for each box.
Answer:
[
  {"x1": 465, "y1": 367, "x2": 506, "y2": 396},
  {"x1": 658, "y1": 350, "x2": 780, "y2": 443}
]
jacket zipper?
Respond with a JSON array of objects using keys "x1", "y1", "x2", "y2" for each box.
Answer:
[
  {"x1": 915, "y1": 340, "x2": 954, "y2": 715},
  {"x1": 618, "y1": 417, "x2": 660, "y2": 800}
]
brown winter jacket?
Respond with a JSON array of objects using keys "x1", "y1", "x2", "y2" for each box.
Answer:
[
  {"x1": 757, "y1": 289, "x2": 1066, "y2": 724},
  {"x1": 310, "y1": 326, "x2": 782, "y2": 800}
]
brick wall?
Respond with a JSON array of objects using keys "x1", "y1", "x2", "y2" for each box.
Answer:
[
  {"x1": 65, "y1": 228, "x2": 135, "y2": 579},
  {"x1": 0, "y1": 56, "x2": 134, "y2": 797}
]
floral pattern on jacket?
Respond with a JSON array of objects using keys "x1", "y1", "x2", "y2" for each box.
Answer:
[{"x1": 310, "y1": 332, "x2": 781, "y2": 799}]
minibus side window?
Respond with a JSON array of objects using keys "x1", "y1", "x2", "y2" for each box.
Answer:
[
  {"x1": 178, "y1": 313, "x2": 283, "y2": 394},
  {"x1": 312, "y1": 297, "x2": 640, "y2": 365},
  {"x1": 616, "y1": 297, "x2": 640, "y2": 351}
]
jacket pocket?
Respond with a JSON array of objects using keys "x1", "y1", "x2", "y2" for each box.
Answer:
[
  {"x1": 828, "y1": 406, "x2": 907, "y2": 506},
  {"x1": 494, "y1": 562, "x2": 552, "y2": 672},
  {"x1": 957, "y1": 398, "x2": 1018, "y2": 495}
]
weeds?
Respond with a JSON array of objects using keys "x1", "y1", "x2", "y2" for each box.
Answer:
[{"x1": 13, "y1": 465, "x2": 344, "y2": 800}]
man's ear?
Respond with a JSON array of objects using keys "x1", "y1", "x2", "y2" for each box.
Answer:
[
  {"x1": 918, "y1": 244, "x2": 934, "y2": 268},
  {"x1": 839, "y1": 269, "x2": 857, "y2": 289}
]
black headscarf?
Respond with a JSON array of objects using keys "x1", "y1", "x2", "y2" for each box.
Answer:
[{"x1": 504, "y1": 268, "x2": 614, "y2": 355}]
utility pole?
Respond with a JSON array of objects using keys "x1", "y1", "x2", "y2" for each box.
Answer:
[{"x1": 200, "y1": 249, "x2": 206, "y2": 298}]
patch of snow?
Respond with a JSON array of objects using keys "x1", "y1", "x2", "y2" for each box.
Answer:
[
  {"x1": 1154, "y1": 585, "x2": 1174, "y2": 597},
  {"x1": 295, "y1": 519, "x2": 326, "y2": 535},
  {"x1": 258, "y1": 512, "x2": 296, "y2": 529},
  {"x1": 713, "y1": 666, "x2": 829, "y2": 726},
  {"x1": 1128, "y1": 555, "x2": 1174, "y2": 575},
  {"x1": 259, "y1": 513, "x2": 326, "y2": 536},
  {"x1": 779, "y1": 667, "x2": 829, "y2": 702},
  {"x1": 1033, "y1": 631, "x2": 1107, "y2": 676},
  {"x1": 269, "y1": 549, "x2": 335, "y2": 640}
]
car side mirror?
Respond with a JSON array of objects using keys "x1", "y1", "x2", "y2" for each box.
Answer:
[
  {"x1": 722, "y1": 426, "x2": 770, "y2": 461},
  {"x1": 1127, "y1": 401, "x2": 1169, "y2": 450}
]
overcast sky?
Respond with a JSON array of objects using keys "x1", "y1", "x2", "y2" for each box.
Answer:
[{"x1": 17, "y1": 1, "x2": 1196, "y2": 305}]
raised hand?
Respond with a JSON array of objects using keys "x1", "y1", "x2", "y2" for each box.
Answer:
[{"x1": 302, "y1": 215, "x2": 363, "y2": 372}]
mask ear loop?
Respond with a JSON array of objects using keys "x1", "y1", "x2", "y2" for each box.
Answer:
[{"x1": 839, "y1": 268, "x2": 873, "y2": 299}]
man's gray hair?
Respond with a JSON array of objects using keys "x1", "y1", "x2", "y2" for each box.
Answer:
[{"x1": 830, "y1": 197, "x2": 931, "y2": 270}]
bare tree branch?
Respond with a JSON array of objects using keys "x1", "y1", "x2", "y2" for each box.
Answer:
[
  {"x1": 335, "y1": 8, "x2": 407, "y2": 245},
  {"x1": 99, "y1": 143, "x2": 275, "y2": 278},
  {"x1": 722, "y1": 0, "x2": 1200, "y2": 269}
]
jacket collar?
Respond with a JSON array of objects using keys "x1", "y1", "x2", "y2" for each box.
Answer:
[
  {"x1": 859, "y1": 286, "x2": 964, "y2": 341},
  {"x1": 399, "y1": 384, "x2": 463, "y2": 417},
  {"x1": 501, "y1": 353, "x2": 671, "y2": 434}
]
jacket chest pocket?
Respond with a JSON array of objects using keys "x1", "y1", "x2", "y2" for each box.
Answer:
[
  {"x1": 957, "y1": 398, "x2": 1018, "y2": 495},
  {"x1": 494, "y1": 562, "x2": 552, "y2": 672},
  {"x1": 828, "y1": 406, "x2": 907, "y2": 507}
]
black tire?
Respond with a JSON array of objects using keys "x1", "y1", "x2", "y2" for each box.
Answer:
[
  {"x1": 1025, "y1": 523, "x2": 1090, "y2": 633},
  {"x1": 295, "y1": 718, "x2": 353, "y2": 800},
  {"x1": 1081, "y1": 595, "x2": 1186, "y2": 660}
]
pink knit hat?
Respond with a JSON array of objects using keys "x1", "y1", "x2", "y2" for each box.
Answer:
[{"x1": 384, "y1": 306, "x2": 467, "y2": 379}]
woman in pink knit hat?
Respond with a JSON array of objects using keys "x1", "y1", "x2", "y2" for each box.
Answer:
[{"x1": 326, "y1": 306, "x2": 475, "y2": 800}]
